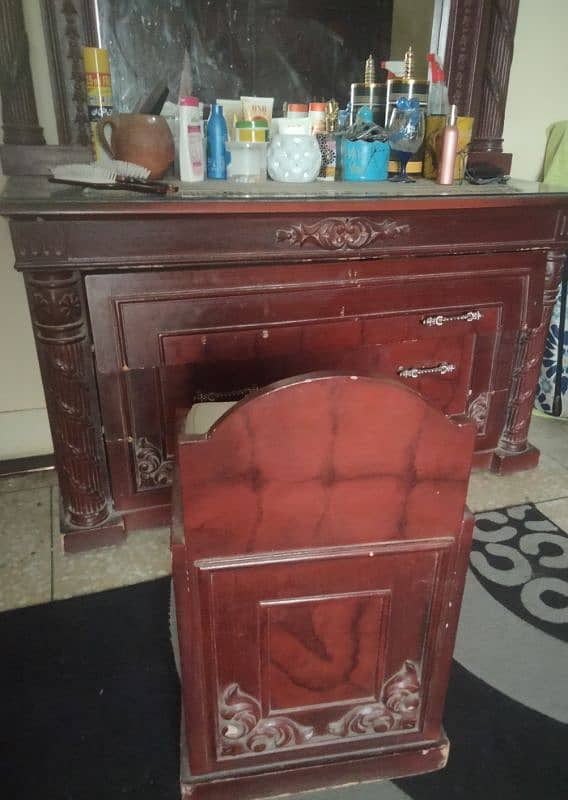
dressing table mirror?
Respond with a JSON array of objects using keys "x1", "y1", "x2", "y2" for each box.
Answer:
[{"x1": 0, "y1": 0, "x2": 517, "y2": 174}]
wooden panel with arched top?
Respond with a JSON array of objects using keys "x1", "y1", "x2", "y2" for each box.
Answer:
[
  {"x1": 172, "y1": 373, "x2": 475, "y2": 789},
  {"x1": 177, "y1": 373, "x2": 474, "y2": 560}
]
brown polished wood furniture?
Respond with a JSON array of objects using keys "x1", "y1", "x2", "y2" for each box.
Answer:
[
  {"x1": 1, "y1": 179, "x2": 567, "y2": 551},
  {"x1": 171, "y1": 372, "x2": 476, "y2": 797}
]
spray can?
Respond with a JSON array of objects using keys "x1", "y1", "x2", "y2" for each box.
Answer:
[{"x1": 82, "y1": 47, "x2": 113, "y2": 161}]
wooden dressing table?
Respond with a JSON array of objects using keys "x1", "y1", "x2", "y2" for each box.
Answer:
[{"x1": 1, "y1": 177, "x2": 567, "y2": 551}]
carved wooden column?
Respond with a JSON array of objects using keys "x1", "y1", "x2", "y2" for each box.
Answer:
[
  {"x1": 445, "y1": 0, "x2": 519, "y2": 173},
  {"x1": 445, "y1": 0, "x2": 485, "y2": 126},
  {"x1": 494, "y1": 251, "x2": 565, "y2": 473},
  {"x1": 24, "y1": 271, "x2": 119, "y2": 541},
  {"x1": 0, "y1": 0, "x2": 45, "y2": 145},
  {"x1": 469, "y1": 0, "x2": 519, "y2": 158}
]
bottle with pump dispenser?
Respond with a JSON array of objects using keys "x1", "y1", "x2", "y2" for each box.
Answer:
[
  {"x1": 437, "y1": 104, "x2": 459, "y2": 185},
  {"x1": 207, "y1": 104, "x2": 229, "y2": 179}
]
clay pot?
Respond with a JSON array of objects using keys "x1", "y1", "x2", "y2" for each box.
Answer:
[{"x1": 96, "y1": 113, "x2": 174, "y2": 179}]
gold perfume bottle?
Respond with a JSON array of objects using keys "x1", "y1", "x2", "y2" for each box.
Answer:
[
  {"x1": 385, "y1": 46, "x2": 429, "y2": 175},
  {"x1": 349, "y1": 54, "x2": 387, "y2": 126}
]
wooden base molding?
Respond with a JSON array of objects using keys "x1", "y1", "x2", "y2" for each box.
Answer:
[
  {"x1": 180, "y1": 733, "x2": 449, "y2": 799},
  {"x1": 0, "y1": 453, "x2": 55, "y2": 478},
  {"x1": 61, "y1": 514, "x2": 126, "y2": 554},
  {"x1": 490, "y1": 444, "x2": 541, "y2": 476}
]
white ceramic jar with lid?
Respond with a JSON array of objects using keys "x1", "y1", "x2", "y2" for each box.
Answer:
[{"x1": 267, "y1": 134, "x2": 322, "y2": 182}]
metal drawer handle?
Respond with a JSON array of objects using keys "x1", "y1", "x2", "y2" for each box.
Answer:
[
  {"x1": 421, "y1": 310, "x2": 483, "y2": 327},
  {"x1": 398, "y1": 362, "x2": 457, "y2": 379}
]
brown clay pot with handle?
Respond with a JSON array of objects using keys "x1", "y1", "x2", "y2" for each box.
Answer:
[{"x1": 96, "y1": 113, "x2": 174, "y2": 179}]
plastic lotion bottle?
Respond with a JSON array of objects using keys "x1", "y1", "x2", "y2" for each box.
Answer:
[
  {"x1": 207, "y1": 103, "x2": 229, "y2": 179},
  {"x1": 179, "y1": 96, "x2": 204, "y2": 181},
  {"x1": 437, "y1": 104, "x2": 459, "y2": 186}
]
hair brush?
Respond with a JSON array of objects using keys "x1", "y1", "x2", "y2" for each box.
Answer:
[{"x1": 49, "y1": 162, "x2": 178, "y2": 194}]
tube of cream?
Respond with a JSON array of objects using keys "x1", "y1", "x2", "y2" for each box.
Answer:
[{"x1": 241, "y1": 96, "x2": 274, "y2": 126}]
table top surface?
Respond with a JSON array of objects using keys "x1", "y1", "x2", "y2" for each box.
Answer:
[{"x1": 1, "y1": 176, "x2": 568, "y2": 217}]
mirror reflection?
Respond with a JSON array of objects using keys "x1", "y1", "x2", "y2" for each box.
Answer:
[{"x1": 98, "y1": 0, "x2": 437, "y2": 113}]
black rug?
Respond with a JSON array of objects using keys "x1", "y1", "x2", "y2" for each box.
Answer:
[
  {"x1": 1, "y1": 544, "x2": 567, "y2": 799},
  {"x1": 470, "y1": 503, "x2": 568, "y2": 642}
]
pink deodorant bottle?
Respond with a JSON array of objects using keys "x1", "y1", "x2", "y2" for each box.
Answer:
[{"x1": 437, "y1": 104, "x2": 458, "y2": 186}]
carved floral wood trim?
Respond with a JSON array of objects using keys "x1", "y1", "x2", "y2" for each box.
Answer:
[
  {"x1": 219, "y1": 683, "x2": 315, "y2": 756},
  {"x1": 218, "y1": 660, "x2": 420, "y2": 757},
  {"x1": 275, "y1": 218, "x2": 410, "y2": 251},
  {"x1": 134, "y1": 437, "x2": 174, "y2": 489},
  {"x1": 40, "y1": 0, "x2": 91, "y2": 146},
  {"x1": 445, "y1": 0, "x2": 484, "y2": 122},
  {"x1": 25, "y1": 271, "x2": 112, "y2": 528},
  {"x1": 468, "y1": 392, "x2": 490, "y2": 435},
  {"x1": 193, "y1": 385, "x2": 260, "y2": 403},
  {"x1": 499, "y1": 252, "x2": 565, "y2": 453}
]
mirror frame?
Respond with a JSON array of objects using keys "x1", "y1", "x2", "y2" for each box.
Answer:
[{"x1": 0, "y1": 0, "x2": 518, "y2": 175}]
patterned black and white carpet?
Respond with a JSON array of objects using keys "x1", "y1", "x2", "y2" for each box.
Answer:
[{"x1": 2, "y1": 504, "x2": 567, "y2": 800}]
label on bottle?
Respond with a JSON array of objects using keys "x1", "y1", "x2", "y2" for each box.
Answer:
[
  {"x1": 187, "y1": 125, "x2": 203, "y2": 171},
  {"x1": 316, "y1": 133, "x2": 336, "y2": 180}
]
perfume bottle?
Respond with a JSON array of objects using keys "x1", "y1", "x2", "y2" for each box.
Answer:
[
  {"x1": 385, "y1": 46, "x2": 428, "y2": 176},
  {"x1": 349, "y1": 53, "x2": 386, "y2": 125},
  {"x1": 437, "y1": 105, "x2": 459, "y2": 185},
  {"x1": 316, "y1": 99, "x2": 340, "y2": 181}
]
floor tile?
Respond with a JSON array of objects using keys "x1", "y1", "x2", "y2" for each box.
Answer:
[
  {"x1": 0, "y1": 486, "x2": 52, "y2": 611},
  {"x1": 527, "y1": 414, "x2": 568, "y2": 469},
  {"x1": 535, "y1": 496, "x2": 568, "y2": 530},
  {"x1": 467, "y1": 453, "x2": 568, "y2": 513},
  {"x1": 51, "y1": 489, "x2": 171, "y2": 599},
  {"x1": 0, "y1": 468, "x2": 58, "y2": 495}
]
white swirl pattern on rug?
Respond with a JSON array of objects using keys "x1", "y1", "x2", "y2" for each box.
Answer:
[
  {"x1": 470, "y1": 505, "x2": 568, "y2": 625},
  {"x1": 454, "y1": 568, "x2": 568, "y2": 723}
]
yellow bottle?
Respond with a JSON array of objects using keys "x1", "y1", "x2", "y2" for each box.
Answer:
[{"x1": 82, "y1": 47, "x2": 113, "y2": 160}]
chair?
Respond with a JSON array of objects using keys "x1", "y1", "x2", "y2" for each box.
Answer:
[{"x1": 171, "y1": 372, "x2": 475, "y2": 799}]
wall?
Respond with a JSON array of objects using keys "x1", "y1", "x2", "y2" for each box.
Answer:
[
  {"x1": 0, "y1": 0, "x2": 567, "y2": 459},
  {"x1": 390, "y1": 0, "x2": 436, "y2": 79},
  {"x1": 503, "y1": 0, "x2": 568, "y2": 180},
  {"x1": 0, "y1": 0, "x2": 57, "y2": 459}
]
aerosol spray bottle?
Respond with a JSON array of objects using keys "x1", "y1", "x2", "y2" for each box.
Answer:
[{"x1": 82, "y1": 47, "x2": 113, "y2": 161}]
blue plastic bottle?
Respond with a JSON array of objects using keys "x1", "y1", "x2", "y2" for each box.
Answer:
[{"x1": 206, "y1": 104, "x2": 229, "y2": 179}]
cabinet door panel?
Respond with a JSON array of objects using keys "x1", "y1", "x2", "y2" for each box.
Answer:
[
  {"x1": 86, "y1": 257, "x2": 525, "y2": 511},
  {"x1": 190, "y1": 539, "x2": 453, "y2": 774}
]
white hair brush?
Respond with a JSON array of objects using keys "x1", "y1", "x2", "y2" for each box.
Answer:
[{"x1": 49, "y1": 161, "x2": 177, "y2": 194}]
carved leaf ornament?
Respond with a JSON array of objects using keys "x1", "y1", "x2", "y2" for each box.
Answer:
[
  {"x1": 328, "y1": 659, "x2": 420, "y2": 737},
  {"x1": 219, "y1": 660, "x2": 420, "y2": 756},
  {"x1": 276, "y1": 217, "x2": 410, "y2": 250},
  {"x1": 135, "y1": 437, "x2": 174, "y2": 488},
  {"x1": 220, "y1": 683, "x2": 314, "y2": 755}
]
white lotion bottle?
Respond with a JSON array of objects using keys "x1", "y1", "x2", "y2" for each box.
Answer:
[{"x1": 179, "y1": 95, "x2": 204, "y2": 182}]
